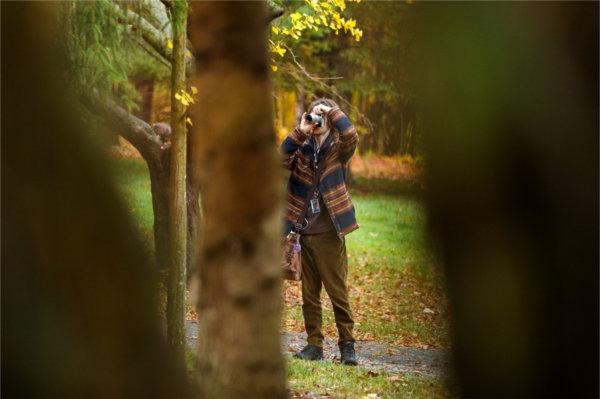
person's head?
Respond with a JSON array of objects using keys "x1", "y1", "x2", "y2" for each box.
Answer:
[{"x1": 307, "y1": 98, "x2": 338, "y2": 136}]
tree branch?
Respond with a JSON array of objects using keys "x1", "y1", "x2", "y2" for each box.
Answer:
[
  {"x1": 139, "y1": 0, "x2": 173, "y2": 37},
  {"x1": 267, "y1": 7, "x2": 284, "y2": 23},
  {"x1": 112, "y1": 3, "x2": 195, "y2": 75},
  {"x1": 80, "y1": 91, "x2": 163, "y2": 161},
  {"x1": 277, "y1": 47, "x2": 374, "y2": 134}
]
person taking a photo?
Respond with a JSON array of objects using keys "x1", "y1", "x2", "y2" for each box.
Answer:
[{"x1": 281, "y1": 98, "x2": 359, "y2": 365}]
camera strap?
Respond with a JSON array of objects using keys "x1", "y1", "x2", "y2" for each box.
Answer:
[{"x1": 293, "y1": 138, "x2": 325, "y2": 232}]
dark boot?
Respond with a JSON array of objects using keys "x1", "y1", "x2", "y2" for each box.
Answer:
[
  {"x1": 339, "y1": 341, "x2": 358, "y2": 366},
  {"x1": 294, "y1": 344, "x2": 324, "y2": 361}
]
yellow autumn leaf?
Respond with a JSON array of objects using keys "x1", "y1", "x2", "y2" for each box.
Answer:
[
  {"x1": 271, "y1": 26, "x2": 280, "y2": 35},
  {"x1": 190, "y1": 86, "x2": 198, "y2": 94},
  {"x1": 167, "y1": 40, "x2": 173, "y2": 49},
  {"x1": 354, "y1": 29, "x2": 363, "y2": 41},
  {"x1": 271, "y1": 65, "x2": 278, "y2": 72},
  {"x1": 185, "y1": 117, "x2": 193, "y2": 126},
  {"x1": 271, "y1": 43, "x2": 286, "y2": 57}
]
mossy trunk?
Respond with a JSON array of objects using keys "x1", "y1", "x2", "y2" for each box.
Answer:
[{"x1": 166, "y1": 0, "x2": 188, "y2": 360}]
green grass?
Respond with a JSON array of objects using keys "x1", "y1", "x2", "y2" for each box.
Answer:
[
  {"x1": 183, "y1": 352, "x2": 453, "y2": 398},
  {"x1": 109, "y1": 157, "x2": 155, "y2": 255},
  {"x1": 287, "y1": 357, "x2": 452, "y2": 399},
  {"x1": 347, "y1": 191, "x2": 445, "y2": 345},
  {"x1": 347, "y1": 192, "x2": 431, "y2": 266}
]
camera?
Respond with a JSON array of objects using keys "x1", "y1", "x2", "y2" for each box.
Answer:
[{"x1": 304, "y1": 113, "x2": 323, "y2": 128}]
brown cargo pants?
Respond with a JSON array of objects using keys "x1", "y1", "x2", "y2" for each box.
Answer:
[{"x1": 300, "y1": 229, "x2": 355, "y2": 347}]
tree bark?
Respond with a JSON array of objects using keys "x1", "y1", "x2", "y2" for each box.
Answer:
[
  {"x1": 166, "y1": 0, "x2": 188, "y2": 359},
  {"x1": 189, "y1": 2, "x2": 287, "y2": 398}
]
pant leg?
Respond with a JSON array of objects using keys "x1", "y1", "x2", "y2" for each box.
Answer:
[
  {"x1": 300, "y1": 234, "x2": 324, "y2": 347},
  {"x1": 314, "y1": 231, "x2": 355, "y2": 344}
]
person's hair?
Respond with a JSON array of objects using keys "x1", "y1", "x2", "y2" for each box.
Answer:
[{"x1": 307, "y1": 97, "x2": 338, "y2": 114}]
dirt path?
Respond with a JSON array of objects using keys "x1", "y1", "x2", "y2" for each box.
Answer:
[{"x1": 186, "y1": 321, "x2": 448, "y2": 377}]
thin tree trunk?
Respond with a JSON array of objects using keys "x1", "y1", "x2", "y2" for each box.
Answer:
[
  {"x1": 295, "y1": 89, "x2": 306, "y2": 125},
  {"x1": 148, "y1": 156, "x2": 170, "y2": 270},
  {"x1": 166, "y1": 0, "x2": 188, "y2": 359},
  {"x1": 189, "y1": 2, "x2": 287, "y2": 398}
]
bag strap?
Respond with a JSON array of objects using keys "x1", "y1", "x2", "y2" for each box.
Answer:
[{"x1": 293, "y1": 136, "x2": 325, "y2": 232}]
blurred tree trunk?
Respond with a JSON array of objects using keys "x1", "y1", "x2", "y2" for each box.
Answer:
[
  {"x1": 2, "y1": 2, "x2": 191, "y2": 397},
  {"x1": 295, "y1": 89, "x2": 306, "y2": 124},
  {"x1": 166, "y1": 0, "x2": 188, "y2": 359},
  {"x1": 358, "y1": 93, "x2": 369, "y2": 154},
  {"x1": 134, "y1": 77, "x2": 155, "y2": 123},
  {"x1": 189, "y1": 1, "x2": 287, "y2": 398},
  {"x1": 415, "y1": 2, "x2": 598, "y2": 397},
  {"x1": 186, "y1": 132, "x2": 202, "y2": 281}
]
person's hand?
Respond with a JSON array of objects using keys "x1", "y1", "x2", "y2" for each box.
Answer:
[
  {"x1": 299, "y1": 112, "x2": 316, "y2": 134},
  {"x1": 312, "y1": 104, "x2": 332, "y2": 116}
]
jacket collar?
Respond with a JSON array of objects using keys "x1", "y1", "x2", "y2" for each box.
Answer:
[{"x1": 309, "y1": 130, "x2": 335, "y2": 156}]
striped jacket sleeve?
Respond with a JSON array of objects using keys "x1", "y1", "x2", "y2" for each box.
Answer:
[
  {"x1": 280, "y1": 127, "x2": 310, "y2": 170},
  {"x1": 329, "y1": 107, "x2": 359, "y2": 165}
]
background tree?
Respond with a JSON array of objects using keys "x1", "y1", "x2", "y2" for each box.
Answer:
[
  {"x1": 269, "y1": 0, "x2": 370, "y2": 133},
  {"x1": 166, "y1": 0, "x2": 188, "y2": 359},
  {"x1": 269, "y1": 1, "x2": 420, "y2": 156},
  {"x1": 64, "y1": 0, "x2": 289, "y2": 281},
  {"x1": 189, "y1": 2, "x2": 287, "y2": 398},
  {"x1": 65, "y1": 0, "x2": 200, "y2": 278}
]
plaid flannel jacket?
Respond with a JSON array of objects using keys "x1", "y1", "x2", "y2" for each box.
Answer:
[{"x1": 281, "y1": 107, "x2": 359, "y2": 237}]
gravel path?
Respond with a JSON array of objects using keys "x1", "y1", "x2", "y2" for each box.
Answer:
[{"x1": 186, "y1": 320, "x2": 447, "y2": 377}]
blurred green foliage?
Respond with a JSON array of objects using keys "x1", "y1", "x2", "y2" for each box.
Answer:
[{"x1": 62, "y1": 0, "x2": 170, "y2": 111}]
